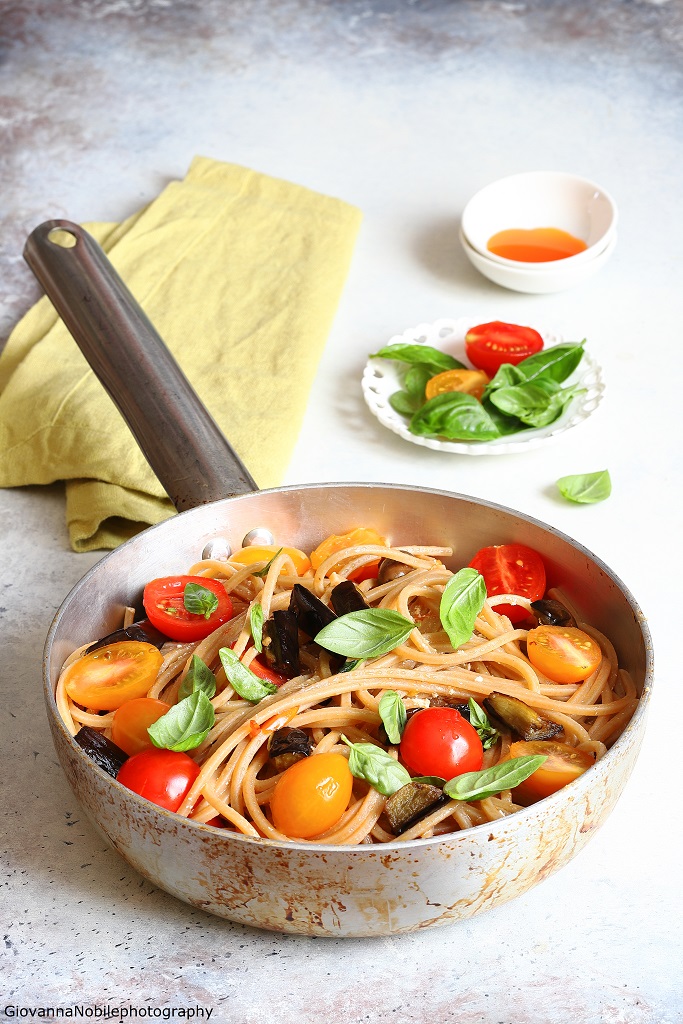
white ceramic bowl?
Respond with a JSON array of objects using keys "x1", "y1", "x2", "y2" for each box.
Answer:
[
  {"x1": 461, "y1": 171, "x2": 618, "y2": 270},
  {"x1": 460, "y1": 228, "x2": 617, "y2": 294}
]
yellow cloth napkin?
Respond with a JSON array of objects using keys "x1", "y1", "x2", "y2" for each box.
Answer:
[{"x1": 0, "y1": 157, "x2": 362, "y2": 550}]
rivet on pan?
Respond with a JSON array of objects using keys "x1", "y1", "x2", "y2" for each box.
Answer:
[
  {"x1": 242, "y1": 527, "x2": 275, "y2": 547},
  {"x1": 201, "y1": 537, "x2": 232, "y2": 561}
]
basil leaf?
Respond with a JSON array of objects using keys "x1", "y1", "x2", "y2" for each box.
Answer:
[
  {"x1": 315, "y1": 609, "x2": 414, "y2": 659},
  {"x1": 410, "y1": 775, "x2": 446, "y2": 788},
  {"x1": 148, "y1": 690, "x2": 215, "y2": 752},
  {"x1": 404, "y1": 363, "x2": 433, "y2": 401},
  {"x1": 340, "y1": 659, "x2": 365, "y2": 673},
  {"x1": 253, "y1": 547, "x2": 283, "y2": 578},
  {"x1": 389, "y1": 390, "x2": 421, "y2": 417},
  {"x1": 341, "y1": 736, "x2": 412, "y2": 796},
  {"x1": 250, "y1": 603, "x2": 265, "y2": 652},
  {"x1": 467, "y1": 698, "x2": 499, "y2": 750},
  {"x1": 440, "y1": 568, "x2": 486, "y2": 649},
  {"x1": 409, "y1": 392, "x2": 500, "y2": 441},
  {"x1": 378, "y1": 690, "x2": 407, "y2": 744},
  {"x1": 522, "y1": 383, "x2": 585, "y2": 428},
  {"x1": 489, "y1": 378, "x2": 584, "y2": 428},
  {"x1": 178, "y1": 655, "x2": 216, "y2": 701},
  {"x1": 481, "y1": 395, "x2": 524, "y2": 436},
  {"x1": 218, "y1": 647, "x2": 278, "y2": 703},
  {"x1": 443, "y1": 754, "x2": 547, "y2": 801},
  {"x1": 514, "y1": 341, "x2": 585, "y2": 384},
  {"x1": 183, "y1": 582, "x2": 219, "y2": 619},
  {"x1": 557, "y1": 470, "x2": 611, "y2": 503},
  {"x1": 371, "y1": 343, "x2": 466, "y2": 375},
  {"x1": 484, "y1": 363, "x2": 526, "y2": 393}
]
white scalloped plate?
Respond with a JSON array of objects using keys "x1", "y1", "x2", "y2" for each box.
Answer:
[{"x1": 362, "y1": 317, "x2": 604, "y2": 455}]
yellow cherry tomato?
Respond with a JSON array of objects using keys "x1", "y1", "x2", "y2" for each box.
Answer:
[
  {"x1": 64, "y1": 642, "x2": 164, "y2": 711},
  {"x1": 424, "y1": 368, "x2": 490, "y2": 402},
  {"x1": 270, "y1": 753, "x2": 354, "y2": 839},
  {"x1": 112, "y1": 697, "x2": 171, "y2": 755},
  {"x1": 526, "y1": 625, "x2": 602, "y2": 683},
  {"x1": 509, "y1": 740, "x2": 595, "y2": 803},
  {"x1": 309, "y1": 527, "x2": 387, "y2": 580},
  {"x1": 231, "y1": 545, "x2": 311, "y2": 576}
]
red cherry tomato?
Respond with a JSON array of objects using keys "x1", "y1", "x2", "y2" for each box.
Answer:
[
  {"x1": 270, "y1": 753, "x2": 354, "y2": 839},
  {"x1": 465, "y1": 321, "x2": 544, "y2": 377},
  {"x1": 248, "y1": 656, "x2": 288, "y2": 687},
  {"x1": 63, "y1": 641, "x2": 164, "y2": 711},
  {"x1": 468, "y1": 543, "x2": 546, "y2": 625},
  {"x1": 399, "y1": 707, "x2": 483, "y2": 781},
  {"x1": 143, "y1": 576, "x2": 234, "y2": 642},
  {"x1": 111, "y1": 697, "x2": 171, "y2": 755},
  {"x1": 116, "y1": 748, "x2": 200, "y2": 812}
]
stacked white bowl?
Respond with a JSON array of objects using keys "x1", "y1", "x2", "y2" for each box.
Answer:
[{"x1": 460, "y1": 172, "x2": 618, "y2": 293}]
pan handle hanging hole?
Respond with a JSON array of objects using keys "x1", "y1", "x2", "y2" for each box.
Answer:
[
  {"x1": 47, "y1": 227, "x2": 78, "y2": 248},
  {"x1": 201, "y1": 537, "x2": 232, "y2": 561},
  {"x1": 242, "y1": 527, "x2": 275, "y2": 548}
]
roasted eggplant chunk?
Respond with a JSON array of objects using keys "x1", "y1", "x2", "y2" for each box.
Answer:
[
  {"x1": 86, "y1": 618, "x2": 167, "y2": 654},
  {"x1": 483, "y1": 691, "x2": 562, "y2": 742},
  {"x1": 330, "y1": 580, "x2": 369, "y2": 615},
  {"x1": 385, "y1": 782, "x2": 446, "y2": 835},
  {"x1": 263, "y1": 610, "x2": 300, "y2": 678},
  {"x1": 428, "y1": 696, "x2": 471, "y2": 719},
  {"x1": 530, "y1": 599, "x2": 576, "y2": 628},
  {"x1": 289, "y1": 583, "x2": 336, "y2": 639},
  {"x1": 74, "y1": 726, "x2": 128, "y2": 778},
  {"x1": 267, "y1": 727, "x2": 313, "y2": 772}
]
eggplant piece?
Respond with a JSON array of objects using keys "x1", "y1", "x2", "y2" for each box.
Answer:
[
  {"x1": 428, "y1": 696, "x2": 471, "y2": 720},
  {"x1": 377, "y1": 558, "x2": 411, "y2": 585},
  {"x1": 267, "y1": 727, "x2": 313, "y2": 772},
  {"x1": 530, "y1": 599, "x2": 576, "y2": 628},
  {"x1": 385, "y1": 782, "x2": 446, "y2": 835},
  {"x1": 289, "y1": 583, "x2": 336, "y2": 639},
  {"x1": 86, "y1": 618, "x2": 167, "y2": 654},
  {"x1": 263, "y1": 610, "x2": 300, "y2": 678},
  {"x1": 483, "y1": 691, "x2": 562, "y2": 742},
  {"x1": 74, "y1": 726, "x2": 128, "y2": 778},
  {"x1": 330, "y1": 580, "x2": 369, "y2": 615}
]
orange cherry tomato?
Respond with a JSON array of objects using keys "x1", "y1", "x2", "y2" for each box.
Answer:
[
  {"x1": 231, "y1": 545, "x2": 311, "y2": 576},
  {"x1": 425, "y1": 368, "x2": 490, "y2": 402},
  {"x1": 111, "y1": 697, "x2": 171, "y2": 755},
  {"x1": 64, "y1": 642, "x2": 164, "y2": 711},
  {"x1": 509, "y1": 740, "x2": 595, "y2": 803},
  {"x1": 270, "y1": 752, "x2": 353, "y2": 839},
  {"x1": 310, "y1": 527, "x2": 387, "y2": 582},
  {"x1": 526, "y1": 625, "x2": 602, "y2": 683}
]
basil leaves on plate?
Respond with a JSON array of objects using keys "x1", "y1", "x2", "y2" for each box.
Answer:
[{"x1": 557, "y1": 470, "x2": 612, "y2": 504}]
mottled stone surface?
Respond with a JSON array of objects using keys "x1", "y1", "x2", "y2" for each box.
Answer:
[{"x1": 1, "y1": 1, "x2": 682, "y2": 1020}]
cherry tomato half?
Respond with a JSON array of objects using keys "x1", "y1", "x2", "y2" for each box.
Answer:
[
  {"x1": 248, "y1": 655, "x2": 288, "y2": 687},
  {"x1": 111, "y1": 697, "x2": 171, "y2": 755},
  {"x1": 468, "y1": 543, "x2": 546, "y2": 625},
  {"x1": 425, "y1": 368, "x2": 490, "y2": 402},
  {"x1": 310, "y1": 527, "x2": 387, "y2": 582},
  {"x1": 465, "y1": 321, "x2": 544, "y2": 377},
  {"x1": 526, "y1": 625, "x2": 602, "y2": 683},
  {"x1": 143, "y1": 575, "x2": 234, "y2": 642},
  {"x1": 509, "y1": 740, "x2": 594, "y2": 803},
  {"x1": 399, "y1": 707, "x2": 483, "y2": 781},
  {"x1": 64, "y1": 641, "x2": 164, "y2": 711},
  {"x1": 231, "y1": 545, "x2": 311, "y2": 576},
  {"x1": 270, "y1": 752, "x2": 353, "y2": 839},
  {"x1": 116, "y1": 748, "x2": 200, "y2": 812}
]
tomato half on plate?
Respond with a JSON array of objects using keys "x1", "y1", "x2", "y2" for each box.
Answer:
[
  {"x1": 468, "y1": 543, "x2": 546, "y2": 624},
  {"x1": 465, "y1": 321, "x2": 544, "y2": 377},
  {"x1": 143, "y1": 575, "x2": 234, "y2": 642},
  {"x1": 63, "y1": 641, "x2": 164, "y2": 711},
  {"x1": 116, "y1": 748, "x2": 200, "y2": 812}
]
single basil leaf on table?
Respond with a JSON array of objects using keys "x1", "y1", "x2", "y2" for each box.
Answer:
[
  {"x1": 315, "y1": 609, "x2": 414, "y2": 659},
  {"x1": 218, "y1": 646, "x2": 278, "y2": 703},
  {"x1": 148, "y1": 689, "x2": 215, "y2": 752},
  {"x1": 370, "y1": 343, "x2": 466, "y2": 376},
  {"x1": 378, "y1": 690, "x2": 407, "y2": 744},
  {"x1": 409, "y1": 392, "x2": 501, "y2": 441},
  {"x1": 439, "y1": 568, "x2": 487, "y2": 649},
  {"x1": 252, "y1": 547, "x2": 284, "y2": 578},
  {"x1": 467, "y1": 698, "x2": 500, "y2": 750},
  {"x1": 183, "y1": 582, "x2": 219, "y2": 619},
  {"x1": 443, "y1": 754, "x2": 547, "y2": 801},
  {"x1": 404, "y1": 363, "x2": 433, "y2": 401},
  {"x1": 250, "y1": 602, "x2": 265, "y2": 652},
  {"x1": 514, "y1": 341, "x2": 585, "y2": 384},
  {"x1": 341, "y1": 736, "x2": 412, "y2": 796},
  {"x1": 178, "y1": 655, "x2": 217, "y2": 701},
  {"x1": 557, "y1": 470, "x2": 612, "y2": 504},
  {"x1": 389, "y1": 390, "x2": 422, "y2": 417}
]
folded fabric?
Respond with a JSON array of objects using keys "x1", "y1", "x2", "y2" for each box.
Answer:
[{"x1": 0, "y1": 156, "x2": 362, "y2": 550}]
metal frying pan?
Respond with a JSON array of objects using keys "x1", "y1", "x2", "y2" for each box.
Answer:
[{"x1": 27, "y1": 221, "x2": 653, "y2": 937}]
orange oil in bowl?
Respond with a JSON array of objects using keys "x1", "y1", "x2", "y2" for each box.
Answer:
[{"x1": 487, "y1": 227, "x2": 588, "y2": 263}]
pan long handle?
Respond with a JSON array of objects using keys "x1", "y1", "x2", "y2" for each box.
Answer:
[{"x1": 23, "y1": 220, "x2": 259, "y2": 512}]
